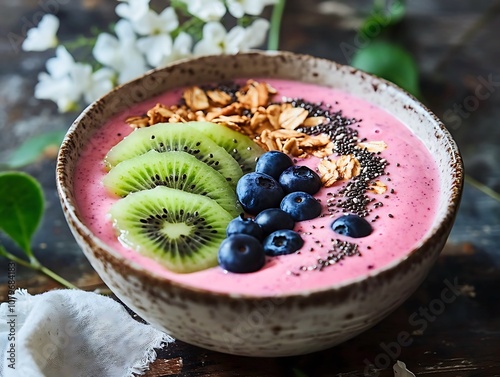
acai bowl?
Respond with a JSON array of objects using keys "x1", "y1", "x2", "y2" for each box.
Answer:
[{"x1": 56, "y1": 52, "x2": 463, "y2": 357}]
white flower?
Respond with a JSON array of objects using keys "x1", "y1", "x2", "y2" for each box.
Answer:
[
  {"x1": 194, "y1": 22, "x2": 246, "y2": 56},
  {"x1": 134, "y1": 7, "x2": 179, "y2": 67},
  {"x1": 70, "y1": 64, "x2": 115, "y2": 103},
  {"x1": 34, "y1": 55, "x2": 115, "y2": 112},
  {"x1": 137, "y1": 34, "x2": 172, "y2": 67},
  {"x1": 241, "y1": 18, "x2": 270, "y2": 50},
  {"x1": 133, "y1": 7, "x2": 178, "y2": 36},
  {"x1": 45, "y1": 46, "x2": 76, "y2": 79},
  {"x1": 158, "y1": 32, "x2": 193, "y2": 67},
  {"x1": 35, "y1": 72, "x2": 81, "y2": 112},
  {"x1": 93, "y1": 20, "x2": 148, "y2": 84},
  {"x1": 115, "y1": 0, "x2": 150, "y2": 22},
  {"x1": 22, "y1": 14, "x2": 59, "y2": 52},
  {"x1": 226, "y1": 0, "x2": 278, "y2": 18},
  {"x1": 34, "y1": 46, "x2": 81, "y2": 112},
  {"x1": 180, "y1": 0, "x2": 226, "y2": 22}
]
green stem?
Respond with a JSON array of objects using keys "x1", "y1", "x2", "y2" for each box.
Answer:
[
  {"x1": 38, "y1": 264, "x2": 79, "y2": 290},
  {"x1": 174, "y1": 17, "x2": 204, "y2": 39},
  {"x1": 62, "y1": 37, "x2": 96, "y2": 51},
  {"x1": 0, "y1": 246, "x2": 33, "y2": 269},
  {"x1": 0, "y1": 246, "x2": 78, "y2": 289},
  {"x1": 268, "y1": 0, "x2": 286, "y2": 51},
  {"x1": 465, "y1": 174, "x2": 500, "y2": 202}
]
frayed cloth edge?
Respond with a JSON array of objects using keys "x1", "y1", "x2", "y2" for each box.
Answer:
[{"x1": 126, "y1": 333, "x2": 175, "y2": 376}]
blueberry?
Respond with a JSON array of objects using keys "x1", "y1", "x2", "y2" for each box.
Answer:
[
  {"x1": 279, "y1": 165, "x2": 321, "y2": 194},
  {"x1": 236, "y1": 172, "x2": 284, "y2": 215},
  {"x1": 218, "y1": 234, "x2": 266, "y2": 273},
  {"x1": 331, "y1": 214, "x2": 373, "y2": 238},
  {"x1": 255, "y1": 151, "x2": 294, "y2": 179},
  {"x1": 226, "y1": 215, "x2": 264, "y2": 241},
  {"x1": 280, "y1": 191, "x2": 322, "y2": 221},
  {"x1": 254, "y1": 208, "x2": 295, "y2": 236},
  {"x1": 263, "y1": 229, "x2": 304, "y2": 256}
]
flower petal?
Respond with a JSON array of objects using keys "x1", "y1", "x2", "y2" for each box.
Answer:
[
  {"x1": 22, "y1": 14, "x2": 60, "y2": 51},
  {"x1": 227, "y1": 0, "x2": 277, "y2": 17},
  {"x1": 70, "y1": 63, "x2": 93, "y2": 84},
  {"x1": 115, "y1": 19, "x2": 137, "y2": 44},
  {"x1": 131, "y1": 9, "x2": 158, "y2": 36},
  {"x1": 117, "y1": 48, "x2": 149, "y2": 84},
  {"x1": 225, "y1": 25, "x2": 246, "y2": 54},
  {"x1": 193, "y1": 39, "x2": 222, "y2": 56},
  {"x1": 158, "y1": 32, "x2": 193, "y2": 67},
  {"x1": 93, "y1": 33, "x2": 120, "y2": 69},
  {"x1": 226, "y1": 0, "x2": 245, "y2": 18},
  {"x1": 182, "y1": 0, "x2": 226, "y2": 22},
  {"x1": 242, "y1": 18, "x2": 270, "y2": 50},
  {"x1": 173, "y1": 32, "x2": 193, "y2": 55},
  {"x1": 85, "y1": 68, "x2": 115, "y2": 103},
  {"x1": 137, "y1": 34, "x2": 173, "y2": 67},
  {"x1": 34, "y1": 72, "x2": 81, "y2": 112},
  {"x1": 115, "y1": 0, "x2": 150, "y2": 21},
  {"x1": 159, "y1": 7, "x2": 179, "y2": 33},
  {"x1": 202, "y1": 22, "x2": 227, "y2": 43},
  {"x1": 244, "y1": 0, "x2": 277, "y2": 16},
  {"x1": 46, "y1": 46, "x2": 75, "y2": 78}
]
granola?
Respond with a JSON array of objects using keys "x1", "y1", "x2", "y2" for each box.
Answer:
[
  {"x1": 125, "y1": 79, "x2": 387, "y2": 191},
  {"x1": 358, "y1": 140, "x2": 387, "y2": 153},
  {"x1": 317, "y1": 155, "x2": 361, "y2": 187},
  {"x1": 368, "y1": 180, "x2": 388, "y2": 194}
]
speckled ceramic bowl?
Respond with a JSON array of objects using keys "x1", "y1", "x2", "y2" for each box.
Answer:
[{"x1": 56, "y1": 51, "x2": 463, "y2": 357}]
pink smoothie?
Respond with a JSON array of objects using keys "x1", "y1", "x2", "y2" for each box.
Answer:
[{"x1": 73, "y1": 79, "x2": 439, "y2": 296}]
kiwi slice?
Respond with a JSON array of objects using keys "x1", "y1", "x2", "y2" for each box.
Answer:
[
  {"x1": 109, "y1": 186, "x2": 233, "y2": 273},
  {"x1": 105, "y1": 123, "x2": 243, "y2": 188},
  {"x1": 103, "y1": 150, "x2": 240, "y2": 216},
  {"x1": 189, "y1": 121, "x2": 265, "y2": 173}
]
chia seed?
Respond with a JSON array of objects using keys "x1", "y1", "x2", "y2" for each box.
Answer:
[
  {"x1": 179, "y1": 87, "x2": 393, "y2": 277},
  {"x1": 280, "y1": 96, "x2": 393, "y2": 275},
  {"x1": 300, "y1": 239, "x2": 363, "y2": 273},
  {"x1": 294, "y1": 103, "x2": 388, "y2": 217}
]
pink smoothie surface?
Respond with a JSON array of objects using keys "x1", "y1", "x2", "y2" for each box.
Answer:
[{"x1": 73, "y1": 79, "x2": 439, "y2": 296}]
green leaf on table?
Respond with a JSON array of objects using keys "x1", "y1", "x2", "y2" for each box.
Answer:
[
  {"x1": 5, "y1": 130, "x2": 66, "y2": 169},
  {"x1": 0, "y1": 172, "x2": 44, "y2": 255},
  {"x1": 351, "y1": 41, "x2": 421, "y2": 98}
]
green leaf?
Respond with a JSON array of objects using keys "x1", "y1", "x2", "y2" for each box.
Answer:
[
  {"x1": 237, "y1": 15, "x2": 257, "y2": 28},
  {"x1": 0, "y1": 172, "x2": 44, "y2": 255},
  {"x1": 5, "y1": 130, "x2": 66, "y2": 168},
  {"x1": 170, "y1": 0, "x2": 190, "y2": 16},
  {"x1": 359, "y1": 0, "x2": 406, "y2": 41},
  {"x1": 351, "y1": 41, "x2": 421, "y2": 98}
]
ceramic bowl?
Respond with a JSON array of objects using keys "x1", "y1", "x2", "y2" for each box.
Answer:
[{"x1": 56, "y1": 51, "x2": 463, "y2": 357}]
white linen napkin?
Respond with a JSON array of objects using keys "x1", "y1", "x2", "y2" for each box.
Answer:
[{"x1": 0, "y1": 289, "x2": 173, "y2": 377}]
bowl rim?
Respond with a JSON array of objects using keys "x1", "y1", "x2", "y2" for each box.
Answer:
[{"x1": 56, "y1": 50, "x2": 464, "y2": 300}]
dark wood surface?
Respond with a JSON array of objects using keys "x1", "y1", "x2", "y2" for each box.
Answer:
[{"x1": 1, "y1": 1, "x2": 500, "y2": 376}]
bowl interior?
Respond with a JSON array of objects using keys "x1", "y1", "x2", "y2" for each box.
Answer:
[{"x1": 57, "y1": 51, "x2": 463, "y2": 294}]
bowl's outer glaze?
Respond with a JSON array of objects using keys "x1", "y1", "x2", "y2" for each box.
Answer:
[{"x1": 56, "y1": 52, "x2": 463, "y2": 357}]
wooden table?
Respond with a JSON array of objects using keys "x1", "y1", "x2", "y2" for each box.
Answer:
[{"x1": 1, "y1": 1, "x2": 499, "y2": 375}]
